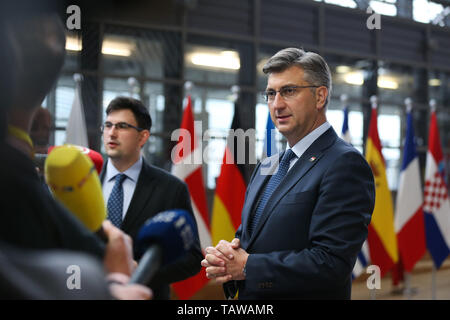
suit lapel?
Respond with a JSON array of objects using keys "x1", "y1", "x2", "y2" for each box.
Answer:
[
  {"x1": 240, "y1": 155, "x2": 279, "y2": 242},
  {"x1": 101, "y1": 159, "x2": 157, "y2": 232},
  {"x1": 245, "y1": 128, "x2": 337, "y2": 250},
  {"x1": 121, "y1": 162, "x2": 156, "y2": 231}
]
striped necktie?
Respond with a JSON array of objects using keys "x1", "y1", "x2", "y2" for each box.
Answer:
[{"x1": 249, "y1": 149, "x2": 296, "y2": 236}]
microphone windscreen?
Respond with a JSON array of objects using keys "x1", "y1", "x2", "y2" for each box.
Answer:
[
  {"x1": 45, "y1": 145, "x2": 106, "y2": 231},
  {"x1": 48, "y1": 144, "x2": 104, "y2": 175},
  {"x1": 135, "y1": 209, "x2": 196, "y2": 265}
]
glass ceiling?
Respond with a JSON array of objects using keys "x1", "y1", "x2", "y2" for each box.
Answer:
[{"x1": 313, "y1": 0, "x2": 449, "y2": 26}]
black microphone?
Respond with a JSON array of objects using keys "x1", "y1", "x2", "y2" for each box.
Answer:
[{"x1": 129, "y1": 209, "x2": 196, "y2": 285}]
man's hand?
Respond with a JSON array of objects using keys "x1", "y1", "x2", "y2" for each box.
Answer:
[
  {"x1": 201, "y1": 239, "x2": 248, "y2": 284},
  {"x1": 102, "y1": 220, "x2": 135, "y2": 276}
]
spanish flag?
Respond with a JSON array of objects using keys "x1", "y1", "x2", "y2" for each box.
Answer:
[
  {"x1": 365, "y1": 100, "x2": 399, "y2": 277},
  {"x1": 211, "y1": 109, "x2": 247, "y2": 246}
]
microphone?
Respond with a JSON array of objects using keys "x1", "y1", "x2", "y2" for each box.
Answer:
[
  {"x1": 130, "y1": 209, "x2": 196, "y2": 285},
  {"x1": 48, "y1": 144, "x2": 104, "y2": 175},
  {"x1": 44, "y1": 145, "x2": 107, "y2": 238}
]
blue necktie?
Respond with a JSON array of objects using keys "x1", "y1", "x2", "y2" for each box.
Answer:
[
  {"x1": 107, "y1": 173, "x2": 127, "y2": 228},
  {"x1": 249, "y1": 149, "x2": 297, "y2": 236}
]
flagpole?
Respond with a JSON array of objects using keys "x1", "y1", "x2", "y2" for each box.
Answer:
[
  {"x1": 429, "y1": 98, "x2": 438, "y2": 301},
  {"x1": 431, "y1": 264, "x2": 437, "y2": 300},
  {"x1": 74, "y1": 73, "x2": 83, "y2": 97},
  {"x1": 184, "y1": 81, "x2": 193, "y2": 99},
  {"x1": 340, "y1": 93, "x2": 348, "y2": 107},
  {"x1": 127, "y1": 77, "x2": 138, "y2": 97},
  {"x1": 368, "y1": 94, "x2": 377, "y2": 304},
  {"x1": 404, "y1": 98, "x2": 414, "y2": 300},
  {"x1": 231, "y1": 85, "x2": 240, "y2": 104}
]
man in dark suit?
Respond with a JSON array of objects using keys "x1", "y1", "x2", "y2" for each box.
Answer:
[
  {"x1": 202, "y1": 48, "x2": 375, "y2": 299},
  {"x1": 100, "y1": 96, "x2": 202, "y2": 299}
]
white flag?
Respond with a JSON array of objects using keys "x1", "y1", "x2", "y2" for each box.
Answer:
[{"x1": 66, "y1": 79, "x2": 88, "y2": 147}]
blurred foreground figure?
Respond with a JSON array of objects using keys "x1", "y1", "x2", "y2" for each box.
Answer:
[{"x1": 0, "y1": 4, "x2": 150, "y2": 300}]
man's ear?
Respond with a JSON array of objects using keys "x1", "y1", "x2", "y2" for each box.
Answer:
[
  {"x1": 139, "y1": 130, "x2": 150, "y2": 148},
  {"x1": 315, "y1": 86, "x2": 328, "y2": 110}
]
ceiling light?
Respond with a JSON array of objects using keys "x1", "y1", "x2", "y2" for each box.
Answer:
[
  {"x1": 344, "y1": 72, "x2": 364, "y2": 85},
  {"x1": 65, "y1": 35, "x2": 82, "y2": 52},
  {"x1": 429, "y1": 79, "x2": 441, "y2": 87},
  {"x1": 189, "y1": 50, "x2": 240, "y2": 70},
  {"x1": 102, "y1": 39, "x2": 133, "y2": 57},
  {"x1": 65, "y1": 35, "x2": 134, "y2": 57},
  {"x1": 377, "y1": 76, "x2": 398, "y2": 90},
  {"x1": 336, "y1": 65, "x2": 351, "y2": 73}
]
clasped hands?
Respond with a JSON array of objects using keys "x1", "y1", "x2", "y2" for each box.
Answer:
[{"x1": 201, "y1": 238, "x2": 249, "y2": 284}]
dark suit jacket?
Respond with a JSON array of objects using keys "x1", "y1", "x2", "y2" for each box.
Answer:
[
  {"x1": 100, "y1": 159, "x2": 202, "y2": 300},
  {"x1": 224, "y1": 127, "x2": 375, "y2": 300}
]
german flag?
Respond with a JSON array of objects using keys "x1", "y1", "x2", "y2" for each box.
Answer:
[
  {"x1": 211, "y1": 108, "x2": 247, "y2": 245},
  {"x1": 365, "y1": 102, "x2": 398, "y2": 277}
]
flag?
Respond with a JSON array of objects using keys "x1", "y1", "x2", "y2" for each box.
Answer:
[
  {"x1": 352, "y1": 241, "x2": 370, "y2": 279},
  {"x1": 262, "y1": 111, "x2": 278, "y2": 158},
  {"x1": 66, "y1": 78, "x2": 88, "y2": 147},
  {"x1": 171, "y1": 96, "x2": 211, "y2": 299},
  {"x1": 211, "y1": 109, "x2": 246, "y2": 246},
  {"x1": 394, "y1": 109, "x2": 426, "y2": 272},
  {"x1": 341, "y1": 106, "x2": 351, "y2": 144},
  {"x1": 365, "y1": 105, "x2": 398, "y2": 278},
  {"x1": 424, "y1": 110, "x2": 450, "y2": 268}
]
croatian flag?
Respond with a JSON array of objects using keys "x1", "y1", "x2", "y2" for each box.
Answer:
[
  {"x1": 424, "y1": 110, "x2": 450, "y2": 268},
  {"x1": 394, "y1": 109, "x2": 426, "y2": 272}
]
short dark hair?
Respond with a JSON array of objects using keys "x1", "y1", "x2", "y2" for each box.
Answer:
[
  {"x1": 106, "y1": 96, "x2": 152, "y2": 131},
  {"x1": 263, "y1": 47, "x2": 332, "y2": 108}
]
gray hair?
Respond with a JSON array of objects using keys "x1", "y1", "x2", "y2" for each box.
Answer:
[{"x1": 263, "y1": 48, "x2": 332, "y2": 108}]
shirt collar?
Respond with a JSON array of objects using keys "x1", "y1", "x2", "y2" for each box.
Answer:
[
  {"x1": 106, "y1": 157, "x2": 143, "y2": 183},
  {"x1": 287, "y1": 122, "x2": 331, "y2": 159}
]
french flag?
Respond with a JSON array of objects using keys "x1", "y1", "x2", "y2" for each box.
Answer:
[
  {"x1": 424, "y1": 110, "x2": 450, "y2": 269},
  {"x1": 394, "y1": 108, "x2": 426, "y2": 272}
]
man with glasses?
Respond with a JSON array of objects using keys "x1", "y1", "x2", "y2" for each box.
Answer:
[
  {"x1": 202, "y1": 48, "x2": 375, "y2": 299},
  {"x1": 100, "y1": 96, "x2": 202, "y2": 299}
]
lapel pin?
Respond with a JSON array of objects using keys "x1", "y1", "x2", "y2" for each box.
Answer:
[{"x1": 309, "y1": 156, "x2": 316, "y2": 162}]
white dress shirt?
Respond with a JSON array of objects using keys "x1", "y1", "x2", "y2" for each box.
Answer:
[
  {"x1": 286, "y1": 122, "x2": 331, "y2": 171},
  {"x1": 103, "y1": 157, "x2": 143, "y2": 220}
]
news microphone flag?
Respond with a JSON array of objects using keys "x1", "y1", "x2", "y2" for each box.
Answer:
[
  {"x1": 45, "y1": 145, "x2": 106, "y2": 232},
  {"x1": 424, "y1": 109, "x2": 450, "y2": 269},
  {"x1": 131, "y1": 209, "x2": 196, "y2": 285},
  {"x1": 171, "y1": 95, "x2": 211, "y2": 299},
  {"x1": 66, "y1": 74, "x2": 88, "y2": 147},
  {"x1": 394, "y1": 108, "x2": 426, "y2": 272},
  {"x1": 262, "y1": 112, "x2": 278, "y2": 158},
  {"x1": 365, "y1": 98, "x2": 398, "y2": 278}
]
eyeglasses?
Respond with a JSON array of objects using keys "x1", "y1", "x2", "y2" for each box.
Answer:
[
  {"x1": 262, "y1": 85, "x2": 320, "y2": 102},
  {"x1": 101, "y1": 121, "x2": 144, "y2": 132}
]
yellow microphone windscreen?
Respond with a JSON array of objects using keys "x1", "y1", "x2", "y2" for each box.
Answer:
[{"x1": 45, "y1": 145, "x2": 106, "y2": 232}]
